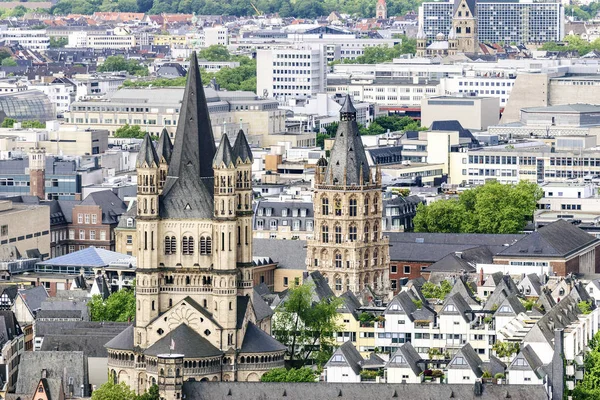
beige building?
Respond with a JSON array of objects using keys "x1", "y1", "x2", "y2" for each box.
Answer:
[
  {"x1": 420, "y1": 95, "x2": 499, "y2": 131},
  {"x1": 0, "y1": 200, "x2": 50, "y2": 258},
  {"x1": 0, "y1": 126, "x2": 109, "y2": 156},
  {"x1": 115, "y1": 202, "x2": 137, "y2": 257},
  {"x1": 64, "y1": 87, "x2": 286, "y2": 144},
  {"x1": 306, "y1": 95, "x2": 390, "y2": 297},
  {"x1": 105, "y1": 54, "x2": 285, "y2": 398}
]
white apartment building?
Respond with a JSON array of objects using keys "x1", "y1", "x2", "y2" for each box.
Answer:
[
  {"x1": 201, "y1": 26, "x2": 229, "y2": 47},
  {"x1": 440, "y1": 74, "x2": 516, "y2": 106},
  {"x1": 28, "y1": 82, "x2": 75, "y2": 117},
  {"x1": 68, "y1": 31, "x2": 136, "y2": 49},
  {"x1": 0, "y1": 28, "x2": 49, "y2": 50},
  {"x1": 256, "y1": 44, "x2": 327, "y2": 101},
  {"x1": 74, "y1": 75, "x2": 127, "y2": 100}
]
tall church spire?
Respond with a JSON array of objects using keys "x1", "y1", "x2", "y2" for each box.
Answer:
[
  {"x1": 157, "y1": 128, "x2": 173, "y2": 165},
  {"x1": 160, "y1": 51, "x2": 216, "y2": 219},
  {"x1": 324, "y1": 94, "x2": 370, "y2": 186}
]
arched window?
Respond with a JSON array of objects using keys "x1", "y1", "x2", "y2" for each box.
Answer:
[
  {"x1": 165, "y1": 236, "x2": 176, "y2": 255},
  {"x1": 335, "y1": 252, "x2": 342, "y2": 268},
  {"x1": 349, "y1": 224, "x2": 357, "y2": 242},
  {"x1": 200, "y1": 236, "x2": 212, "y2": 255},
  {"x1": 349, "y1": 198, "x2": 357, "y2": 217},
  {"x1": 373, "y1": 223, "x2": 379, "y2": 242},
  {"x1": 321, "y1": 224, "x2": 329, "y2": 243},
  {"x1": 334, "y1": 197, "x2": 342, "y2": 216},
  {"x1": 373, "y1": 249, "x2": 378, "y2": 266},
  {"x1": 322, "y1": 196, "x2": 329, "y2": 215},
  {"x1": 364, "y1": 196, "x2": 369, "y2": 215},
  {"x1": 374, "y1": 196, "x2": 379, "y2": 214},
  {"x1": 182, "y1": 236, "x2": 194, "y2": 255},
  {"x1": 335, "y1": 225, "x2": 342, "y2": 244},
  {"x1": 364, "y1": 224, "x2": 370, "y2": 243},
  {"x1": 364, "y1": 250, "x2": 369, "y2": 269},
  {"x1": 335, "y1": 277, "x2": 342, "y2": 291}
]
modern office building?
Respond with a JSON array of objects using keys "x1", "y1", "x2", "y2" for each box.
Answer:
[
  {"x1": 0, "y1": 27, "x2": 49, "y2": 50},
  {"x1": 419, "y1": 0, "x2": 563, "y2": 45}
]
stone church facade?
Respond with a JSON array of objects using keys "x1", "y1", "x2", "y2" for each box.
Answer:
[
  {"x1": 105, "y1": 52, "x2": 286, "y2": 397},
  {"x1": 306, "y1": 96, "x2": 390, "y2": 297}
]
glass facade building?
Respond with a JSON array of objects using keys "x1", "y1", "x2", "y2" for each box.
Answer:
[
  {"x1": 0, "y1": 90, "x2": 54, "y2": 122},
  {"x1": 420, "y1": 0, "x2": 563, "y2": 44}
]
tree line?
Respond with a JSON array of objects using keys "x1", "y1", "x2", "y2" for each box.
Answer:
[{"x1": 50, "y1": 0, "x2": 424, "y2": 18}]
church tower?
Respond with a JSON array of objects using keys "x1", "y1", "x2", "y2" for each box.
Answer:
[
  {"x1": 452, "y1": 0, "x2": 479, "y2": 54},
  {"x1": 376, "y1": 0, "x2": 387, "y2": 19},
  {"x1": 416, "y1": 25, "x2": 427, "y2": 57},
  {"x1": 307, "y1": 95, "x2": 389, "y2": 297},
  {"x1": 106, "y1": 52, "x2": 286, "y2": 394},
  {"x1": 29, "y1": 148, "x2": 46, "y2": 200}
]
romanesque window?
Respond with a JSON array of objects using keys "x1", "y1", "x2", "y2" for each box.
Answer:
[
  {"x1": 165, "y1": 236, "x2": 176, "y2": 255},
  {"x1": 335, "y1": 225, "x2": 342, "y2": 244},
  {"x1": 349, "y1": 198, "x2": 357, "y2": 217},
  {"x1": 182, "y1": 236, "x2": 194, "y2": 255},
  {"x1": 335, "y1": 252, "x2": 342, "y2": 268},
  {"x1": 322, "y1": 224, "x2": 329, "y2": 243},
  {"x1": 322, "y1": 197, "x2": 329, "y2": 215},
  {"x1": 200, "y1": 236, "x2": 212, "y2": 254},
  {"x1": 349, "y1": 224, "x2": 357, "y2": 242}
]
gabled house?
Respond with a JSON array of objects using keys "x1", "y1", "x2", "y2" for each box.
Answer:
[
  {"x1": 518, "y1": 274, "x2": 543, "y2": 298},
  {"x1": 325, "y1": 341, "x2": 363, "y2": 383},
  {"x1": 585, "y1": 279, "x2": 600, "y2": 306},
  {"x1": 507, "y1": 344, "x2": 546, "y2": 385},
  {"x1": 385, "y1": 342, "x2": 424, "y2": 383},
  {"x1": 446, "y1": 343, "x2": 483, "y2": 384},
  {"x1": 493, "y1": 294, "x2": 526, "y2": 332},
  {"x1": 12, "y1": 285, "x2": 48, "y2": 351}
]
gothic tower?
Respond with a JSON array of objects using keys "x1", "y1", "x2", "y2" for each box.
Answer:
[
  {"x1": 307, "y1": 95, "x2": 390, "y2": 297},
  {"x1": 452, "y1": 0, "x2": 479, "y2": 54},
  {"x1": 29, "y1": 148, "x2": 46, "y2": 199},
  {"x1": 416, "y1": 25, "x2": 427, "y2": 57},
  {"x1": 376, "y1": 0, "x2": 387, "y2": 19},
  {"x1": 106, "y1": 52, "x2": 285, "y2": 395}
]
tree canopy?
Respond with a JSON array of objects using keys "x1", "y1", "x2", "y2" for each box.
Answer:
[
  {"x1": 114, "y1": 124, "x2": 156, "y2": 140},
  {"x1": 99, "y1": 56, "x2": 148, "y2": 76},
  {"x1": 260, "y1": 367, "x2": 317, "y2": 382},
  {"x1": 574, "y1": 331, "x2": 600, "y2": 399},
  {"x1": 334, "y1": 37, "x2": 417, "y2": 65},
  {"x1": 420, "y1": 281, "x2": 453, "y2": 300},
  {"x1": 1, "y1": 119, "x2": 45, "y2": 129},
  {"x1": 92, "y1": 382, "x2": 158, "y2": 400},
  {"x1": 540, "y1": 35, "x2": 600, "y2": 55},
  {"x1": 413, "y1": 180, "x2": 543, "y2": 234},
  {"x1": 272, "y1": 283, "x2": 342, "y2": 366},
  {"x1": 88, "y1": 289, "x2": 135, "y2": 322}
]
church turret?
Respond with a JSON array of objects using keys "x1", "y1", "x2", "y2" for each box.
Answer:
[
  {"x1": 156, "y1": 127, "x2": 173, "y2": 191},
  {"x1": 136, "y1": 133, "x2": 160, "y2": 219},
  {"x1": 448, "y1": 27, "x2": 458, "y2": 55},
  {"x1": 416, "y1": 25, "x2": 427, "y2": 57},
  {"x1": 232, "y1": 129, "x2": 254, "y2": 295}
]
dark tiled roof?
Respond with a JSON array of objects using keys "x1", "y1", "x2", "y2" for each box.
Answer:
[
  {"x1": 240, "y1": 321, "x2": 286, "y2": 353},
  {"x1": 161, "y1": 51, "x2": 216, "y2": 220},
  {"x1": 449, "y1": 344, "x2": 483, "y2": 377},
  {"x1": 213, "y1": 133, "x2": 234, "y2": 168},
  {"x1": 253, "y1": 239, "x2": 307, "y2": 270},
  {"x1": 80, "y1": 190, "x2": 127, "y2": 224},
  {"x1": 157, "y1": 128, "x2": 173, "y2": 164},
  {"x1": 136, "y1": 132, "x2": 160, "y2": 168},
  {"x1": 232, "y1": 129, "x2": 253, "y2": 164},
  {"x1": 387, "y1": 342, "x2": 423, "y2": 376},
  {"x1": 183, "y1": 382, "x2": 549, "y2": 400},
  {"x1": 306, "y1": 271, "x2": 335, "y2": 302},
  {"x1": 324, "y1": 95, "x2": 371, "y2": 186},
  {"x1": 18, "y1": 286, "x2": 48, "y2": 314},
  {"x1": 145, "y1": 323, "x2": 222, "y2": 358},
  {"x1": 252, "y1": 289, "x2": 273, "y2": 321},
  {"x1": 236, "y1": 295, "x2": 250, "y2": 329},
  {"x1": 326, "y1": 340, "x2": 363, "y2": 375},
  {"x1": 498, "y1": 219, "x2": 598, "y2": 257},
  {"x1": 423, "y1": 253, "x2": 475, "y2": 273},
  {"x1": 104, "y1": 324, "x2": 134, "y2": 350}
]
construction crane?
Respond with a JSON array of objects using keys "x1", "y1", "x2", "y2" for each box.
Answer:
[{"x1": 250, "y1": 2, "x2": 264, "y2": 16}]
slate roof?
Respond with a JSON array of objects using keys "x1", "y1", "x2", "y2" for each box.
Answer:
[
  {"x1": 447, "y1": 277, "x2": 479, "y2": 306},
  {"x1": 423, "y1": 253, "x2": 476, "y2": 273},
  {"x1": 213, "y1": 133, "x2": 235, "y2": 168},
  {"x1": 136, "y1": 132, "x2": 160, "y2": 168},
  {"x1": 104, "y1": 324, "x2": 134, "y2": 350},
  {"x1": 326, "y1": 340, "x2": 364, "y2": 376},
  {"x1": 80, "y1": 190, "x2": 127, "y2": 224},
  {"x1": 510, "y1": 345, "x2": 544, "y2": 377},
  {"x1": 183, "y1": 382, "x2": 549, "y2": 400},
  {"x1": 40, "y1": 332, "x2": 117, "y2": 357},
  {"x1": 324, "y1": 95, "x2": 371, "y2": 186},
  {"x1": 116, "y1": 201, "x2": 137, "y2": 229},
  {"x1": 236, "y1": 295, "x2": 250, "y2": 330},
  {"x1": 145, "y1": 323, "x2": 222, "y2": 358},
  {"x1": 15, "y1": 351, "x2": 88, "y2": 397},
  {"x1": 498, "y1": 219, "x2": 598, "y2": 257},
  {"x1": 305, "y1": 271, "x2": 335, "y2": 302},
  {"x1": 386, "y1": 342, "x2": 423, "y2": 376},
  {"x1": 157, "y1": 128, "x2": 173, "y2": 164},
  {"x1": 252, "y1": 289, "x2": 273, "y2": 321},
  {"x1": 449, "y1": 344, "x2": 483, "y2": 377},
  {"x1": 240, "y1": 321, "x2": 286, "y2": 353},
  {"x1": 338, "y1": 291, "x2": 362, "y2": 320},
  {"x1": 161, "y1": 51, "x2": 216, "y2": 220},
  {"x1": 18, "y1": 285, "x2": 48, "y2": 314},
  {"x1": 36, "y1": 310, "x2": 83, "y2": 319},
  {"x1": 232, "y1": 129, "x2": 253, "y2": 164},
  {"x1": 440, "y1": 293, "x2": 472, "y2": 322},
  {"x1": 494, "y1": 294, "x2": 526, "y2": 317},
  {"x1": 37, "y1": 247, "x2": 134, "y2": 268}
]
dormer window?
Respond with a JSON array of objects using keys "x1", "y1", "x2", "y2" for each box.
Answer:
[
  {"x1": 126, "y1": 218, "x2": 134, "y2": 228},
  {"x1": 282, "y1": 209, "x2": 288, "y2": 217},
  {"x1": 453, "y1": 356, "x2": 467, "y2": 365},
  {"x1": 332, "y1": 354, "x2": 345, "y2": 362},
  {"x1": 445, "y1": 304, "x2": 457, "y2": 312},
  {"x1": 266, "y1": 208, "x2": 272, "y2": 216}
]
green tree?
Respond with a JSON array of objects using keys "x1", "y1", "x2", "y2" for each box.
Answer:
[
  {"x1": 50, "y1": 37, "x2": 68, "y2": 48},
  {"x1": 420, "y1": 281, "x2": 453, "y2": 300},
  {"x1": 1, "y1": 118, "x2": 16, "y2": 128},
  {"x1": 137, "y1": 384, "x2": 159, "y2": 400},
  {"x1": 1, "y1": 58, "x2": 17, "y2": 67},
  {"x1": 114, "y1": 124, "x2": 149, "y2": 139},
  {"x1": 492, "y1": 341, "x2": 520, "y2": 359},
  {"x1": 92, "y1": 381, "x2": 137, "y2": 400},
  {"x1": 22, "y1": 120, "x2": 45, "y2": 129},
  {"x1": 272, "y1": 283, "x2": 342, "y2": 366},
  {"x1": 574, "y1": 332, "x2": 600, "y2": 399},
  {"x1": 198, "y1": 45, "x2": 231, "y2": 61},
  {"x1": 414, "y1": 180, "x2": 542, "y2": 234},
  {"x1": 88, "y1": 289, "x2": 135, "y2": 322},
  {"x1": 122, "y1": 77, "x2": 187, "y2": 88},
  {"x1": 579, "y1": 301, "x2": 593, "y2": 315},
  {"x1": 260, "y1": 367, "x2": 317, "y2": 382},
  {"x1": 99, "y1": 56, "x2": 148, "y2": 76}
]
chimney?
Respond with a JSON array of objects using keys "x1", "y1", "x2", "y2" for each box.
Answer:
[
  {"x1": 551, "y1": 328, "x2": 565, "y2": 400},
  {"x1": 479, "y1": 268, "x2": 484, "y2": 286}
]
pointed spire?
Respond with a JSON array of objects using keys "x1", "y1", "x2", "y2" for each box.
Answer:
[
  {"x1": 448, "y1": 26, "x2": 457, "y2": 40},
  {"x1": 156, "y1": 128, "x2": 173, "y2": 164},
  {"x1": 417, "y1": 24, "x2": 426, "y2": 40},
  {"x1": 232, "y1": 129, "x2": 253, "y2": 164},
  {"x1": 213, "y1": 133, "x2": 234, "y2": 168},
  {"x1": 340, "y1": 94, "x2": 357, "y2": 115},
  {"x1": 165, "y1": 50, "x2": 216, "y2": 183},
  {"x1": 136, "y1": 133, "x2": 159, "y2": 168}
]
